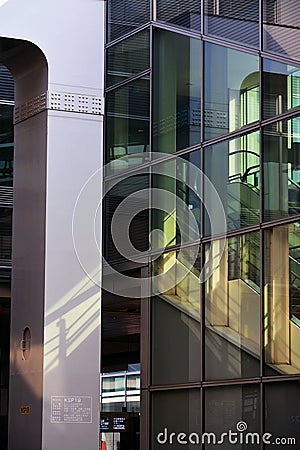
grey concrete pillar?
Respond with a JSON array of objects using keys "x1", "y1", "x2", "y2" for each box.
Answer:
[{"x1": 0, "y1": 1, "x2": 105, "y2": 448}]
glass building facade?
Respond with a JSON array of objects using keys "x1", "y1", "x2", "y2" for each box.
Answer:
[
  {"x1": 104, "y1": 1, "x2": 300, "y2": 448},
  {"x1": 1, "y1": 1, "x2": 300, "y2": 449}
]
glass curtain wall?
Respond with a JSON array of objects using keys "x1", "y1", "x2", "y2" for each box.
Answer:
[
  {"x1": 106, "y1": 77, "x2": 150, "y2": 167},
  {"x1": 153, "y1": 29, "x2": 201, "y2": 153},
  {"x1": 263, "y1": 0, "x2": 300, "y2": 61},
  {"x1": 105, "y1": 2, "x2": 300, "y2": 449},
  {"x1": 204, "y1": 0, "x2": 259, "y2": 48},
  {"x1": 204, "y1": 43, "x2": 259, "y2": 140},
  {"x1": 263, "y1": 116, "x2": 300, "y2": 222},
  {"x1": 204, "y1": 131, "x2": 260, "y2": 233},
  {"x1": 205, "y1": 233, "x2": 260, "y2": 381}
]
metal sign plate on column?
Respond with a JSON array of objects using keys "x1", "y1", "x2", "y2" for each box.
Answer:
[{"x1": 51, "y1": 396, "x2": 92, "y2": 423}]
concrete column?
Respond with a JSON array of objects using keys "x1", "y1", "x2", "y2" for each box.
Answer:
[{"x1": 0, "y1": 1, "x2": 105, "y2": 449}]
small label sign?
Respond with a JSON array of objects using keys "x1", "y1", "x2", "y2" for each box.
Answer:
[
  {"x1": 20, "y1": 406, "x2": 30, "y2": 415},
  {"x1": 51, "y1": 396, "x2": 92, "y2": 423}
]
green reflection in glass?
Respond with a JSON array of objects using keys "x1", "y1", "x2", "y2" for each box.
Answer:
[
  {"x1": 152, "y1": 151, "x2": 201, "y2": 249},
  {"x1": 152, "y1": 246, "x2": 201, "y2": 385},
  {"x1": 204, "y1": 42, "x2": 259, "y2": 140},
  {"x1": 263, "y1": 58, "x2": 300, "y2": 119},
  {"x1": 106, "y1": 77, "x2": 149, "y2": 169},
  {"x1": 263, "y1": 116, "x2": 300, "y2": 222},
  {"x1": 264, "y1": 222, "x2": 300, "y2": 376},
  {"x1": 153, "y1": 29, "x2": 201, "y2": 154},
  {"x1": 107, "y1": 30, "x2": 150, "y2": 88},
  {"x1": 205, "y1": 232, "x2": 260, "y2": 380},
  {"x1": 204, "y1": 131, "x2": 260, "y2": 234}
]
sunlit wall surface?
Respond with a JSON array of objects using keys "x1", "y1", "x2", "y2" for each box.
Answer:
[{"x1": 105, "y1": 1, "x2": 300, "y2": 448}]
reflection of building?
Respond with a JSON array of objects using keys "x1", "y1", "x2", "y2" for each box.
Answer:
[
  {"x1": 1, "y1": 1, "x2": 300, "y2": 449},
  {"x1": 105, "y1": 1, "x2": 300, "y2": 449}
]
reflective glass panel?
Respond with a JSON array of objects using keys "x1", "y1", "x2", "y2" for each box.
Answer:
[
  {"x1": 152, "y1": 389, "x2": 201, "y2": 449},
  {"x1": 0, "y1": 104, "x2": 13, "y2": 187},
  {"x1": 204, "y1": 131, "x2": 260, "y2": 234},
  {"x1": 263, "y1": 0, "x2": 300, "y2": 61},
  {"x1": 104, "y1": 174, "x2": 149, "y2": 263},
  {"x1": 151, "y1": 151, "x2": 201, "y2": 250},
  {"x1": 0, "y1": 208, "x2": 12, "y2": 263},
  {"x1": 263, "y1": 116, "x2": 300, "y2": 222},
  {"x1": 265, "y1": 382, "x2": 300, "y2": 443},
  {"x1": 153, "y1": 29, "x2": 201, "y2": 154},
  {"x1": 152, "y1": 247, "x2": 201, "y2": 385},
  {"x1": 156, "y1": 0, "x2": 201, "y2": 33},
  {"x1": 106, "y1": 30, "x2": 150, "y2": 88},
  {"x1": 107, "y1": 0, "x2": 150, "y2": 42},
  {"x1": 126, "y1": 374, "x2": 140, "y2": 391},
  {"x1": 106, "y1": 77, "x2": 149, "y2": 169},
  {"x1": 204, "y1": 385, "x2": 260, "y2": 449},
  {"x1": 102, "y1": 375, "x2": 125, "y2": 393},
  {"x1": 205, "y1": 233, "x2": 260, "y2": 380},
  {"x1": 0, "y1": 65, "x2": 14, "y2": 102},
  {"x1": 263, "y1": 58, "x2": 300, "y2": 119},
  {"x1": 264, "y1": 223, "x2": 300, "y2": 376},
  {"x1": 204, "y1": 0, "x2": 259, "y2": 48},
  {"x1": 204, "y1": 43, "x2": 259, "y2": 141}
]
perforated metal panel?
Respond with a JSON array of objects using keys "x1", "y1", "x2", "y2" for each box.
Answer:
[
  {"x1": 14, "y1": 91, "x2": 104, "y2": 123},
  {"x1": 48, "y1": 92, "x2": 103, "y2": 115}
]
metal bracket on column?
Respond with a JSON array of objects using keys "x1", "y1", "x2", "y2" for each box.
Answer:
[{"x1": 14, "y1": 91, "x2": 104, "y2": 124}]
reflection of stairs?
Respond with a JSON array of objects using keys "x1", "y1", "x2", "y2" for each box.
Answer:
[
  {"x1": 289, "y1": 187, "x2": 300, "y2": 215},
  {"x1": 228, "y1": 182, "x2": 259, "y2": 230},
  {"x1": 157, "y1": 175, "x2": 300, "y2": 375},
  {"x1": 156, "y1": 257, "x2": 201, "y2": 322},
  {"x1": 228, "y1": 177, "x2": 300, "y2": 325}
]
